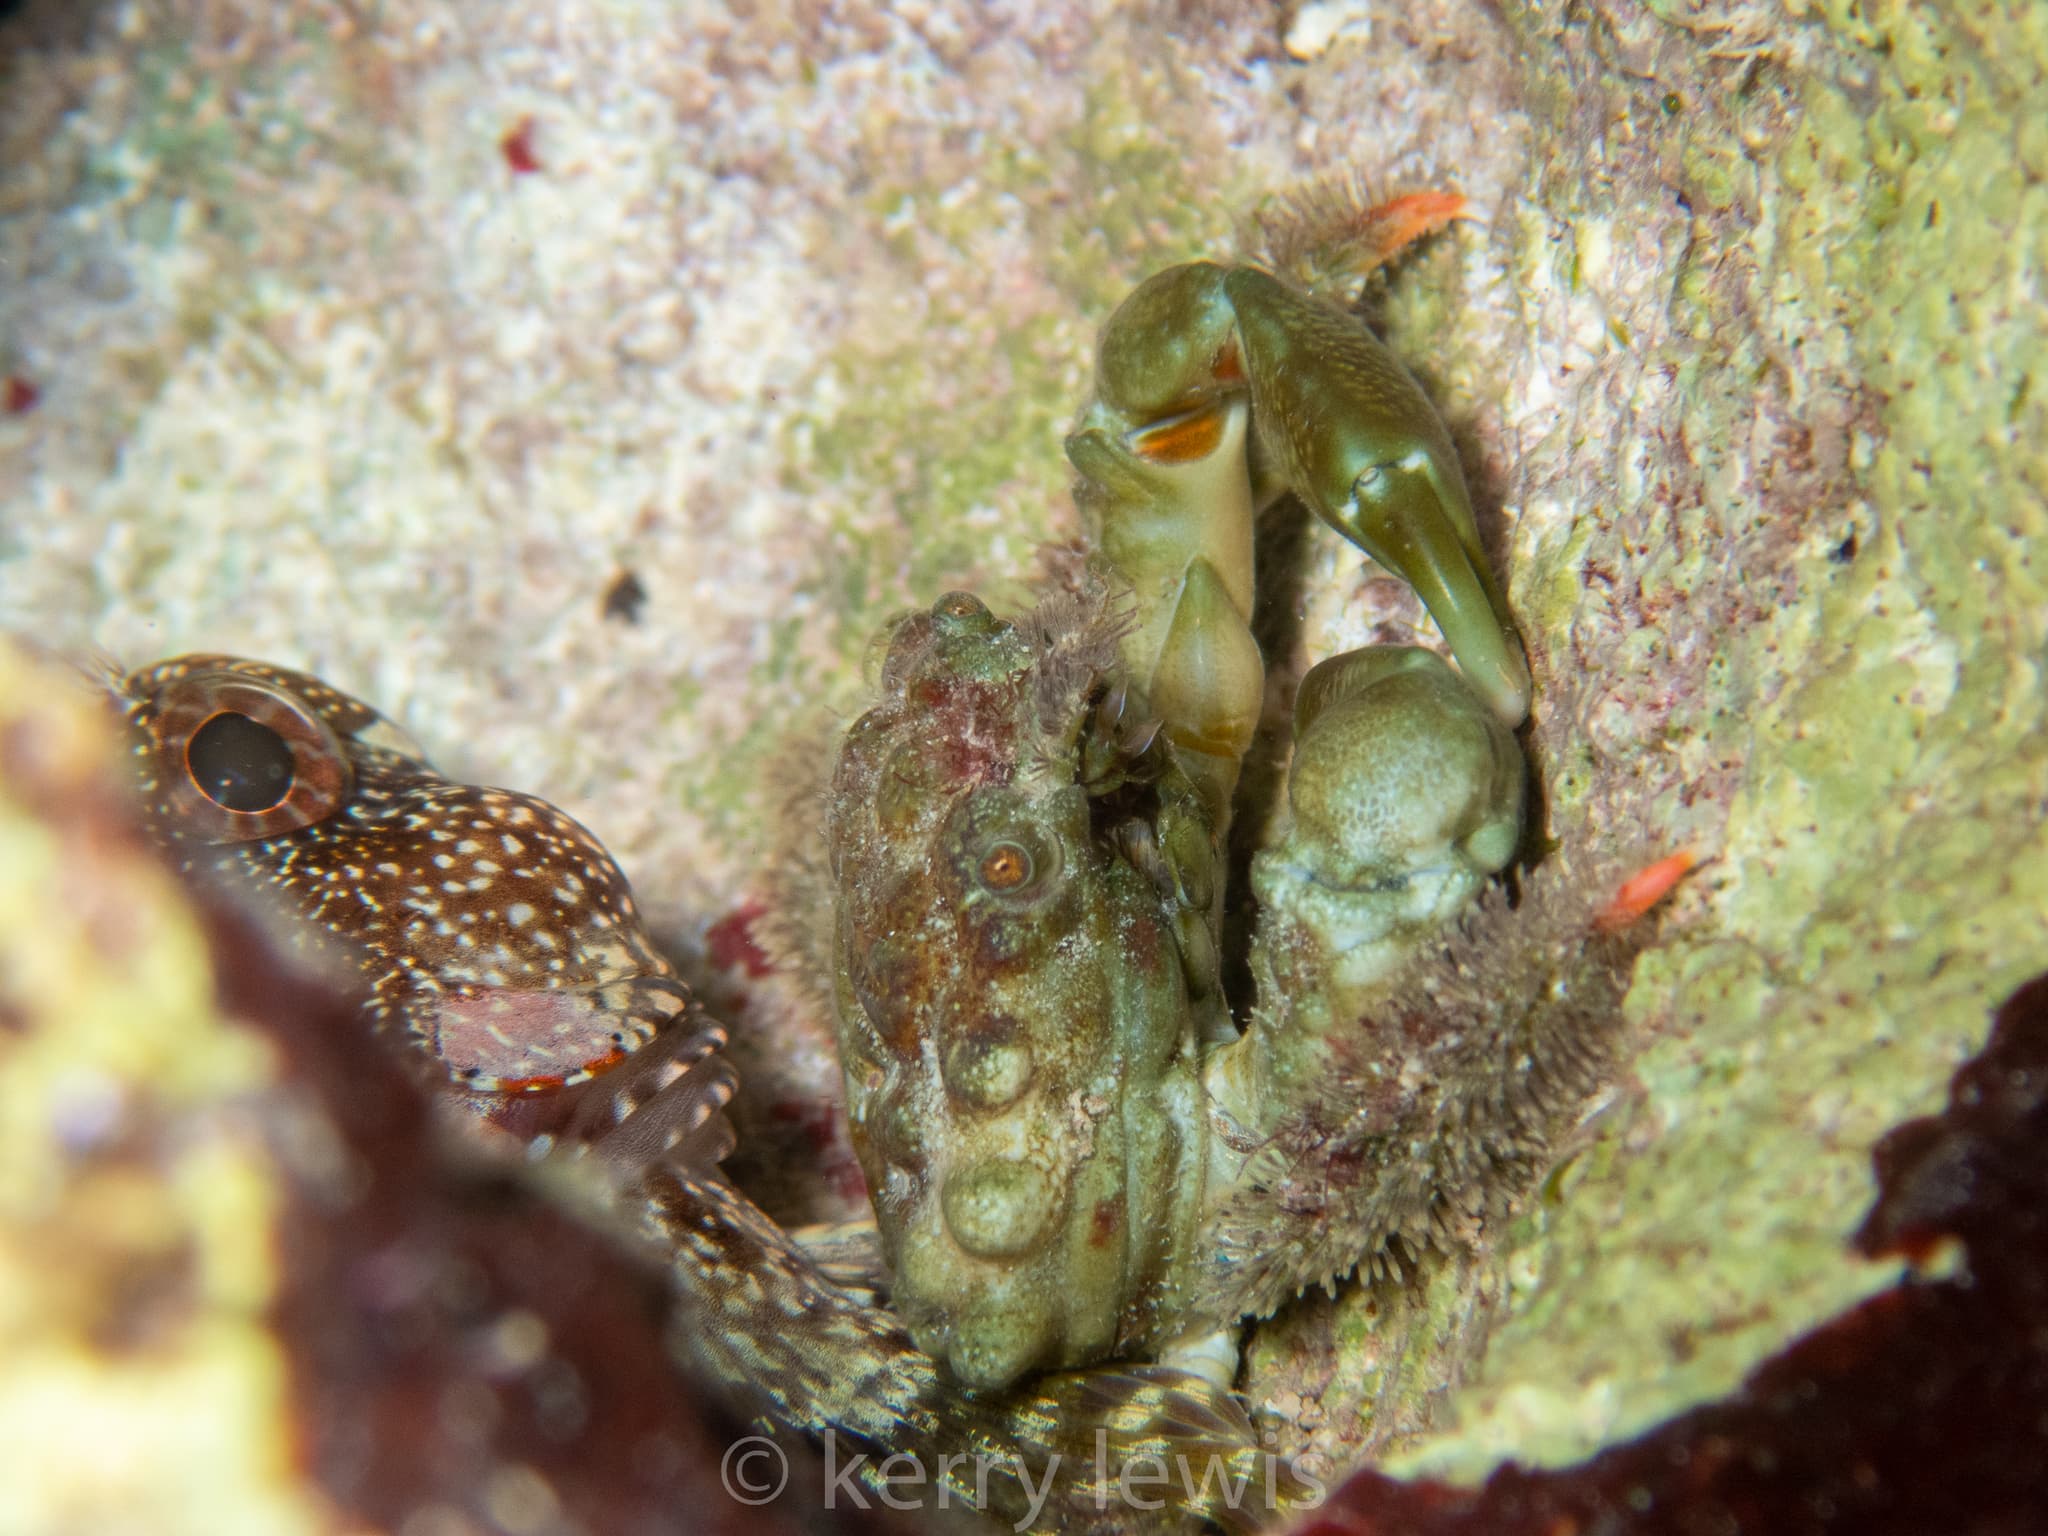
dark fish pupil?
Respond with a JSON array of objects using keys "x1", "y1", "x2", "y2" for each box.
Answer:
[{"x1": 188, "y1": 711, "x2": 295, "y2": 813}]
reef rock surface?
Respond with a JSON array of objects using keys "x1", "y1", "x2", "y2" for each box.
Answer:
[{"x1": 2, "y1": 0, "x2": 2043, "y2": 1514}]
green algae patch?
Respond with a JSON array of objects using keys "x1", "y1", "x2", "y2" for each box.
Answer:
[{"x1": 1395, "y1": 0, "x2": 2048, "y2": 1479}]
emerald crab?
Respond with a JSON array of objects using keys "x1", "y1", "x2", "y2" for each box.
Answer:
[{"x1": 823, "y1": 237, "x2": 1536, "y2": 1393}]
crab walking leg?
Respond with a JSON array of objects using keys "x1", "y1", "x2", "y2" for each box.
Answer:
[
  {"x1": 644, "y1": 1164, "x2": 1309, "y2": 1533},
  {"x1": 1069, "y1": 261, "x2": 1533, "y2": 739}
]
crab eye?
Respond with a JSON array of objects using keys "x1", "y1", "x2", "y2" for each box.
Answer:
[
  {"x1": 978, "y1": 841, "x2": 1034, "y2": 892},
  {"x1": 187, "y1": 710, "x2": 295, "y2": 812},
  {"x1": 133, "y1": 667, "x2": 353, "y2": 843}
]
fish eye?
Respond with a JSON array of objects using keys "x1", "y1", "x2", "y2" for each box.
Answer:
[
  {"x1": 978, "y1": 841, "x2": 1034, "y2": 892},
  {"x1": 186, "y1": 710, "x2": 296, "y2": 812},
  {"x1": 127, "y1": 662, "x2": 355, "y2": 843}
]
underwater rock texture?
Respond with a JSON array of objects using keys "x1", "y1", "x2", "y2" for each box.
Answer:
[{"x1": 1, "y1": 0, "x2": 2043, "y2": 1515}]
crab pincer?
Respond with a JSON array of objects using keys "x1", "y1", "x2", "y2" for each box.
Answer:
[{"x1": 1067, "y1": 258, "x2": 1533, "y2": 797}]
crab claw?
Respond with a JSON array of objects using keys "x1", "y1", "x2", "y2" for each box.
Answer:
[
  {"x1": 1145, "y1": 554, "x2": 1266, "y2": 825},
  {"x1": 1070, "y1": 259, "x2": 1532, "y2": 739},
  {"x1": 1252, "y1": 645, "x2": 1525, "y2": 1012},
  {"x1": 1221, "y1": 265, "x2": 1532, "y2": 726}
]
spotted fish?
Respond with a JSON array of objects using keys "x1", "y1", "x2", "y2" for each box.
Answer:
[{"x1": 116, "y1": 653, "x2": 734, "y2": 1161}]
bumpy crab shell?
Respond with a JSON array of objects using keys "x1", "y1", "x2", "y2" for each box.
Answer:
[{"x1": 825, "y1": 586, "x2": 1220, "y2": 1390}]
